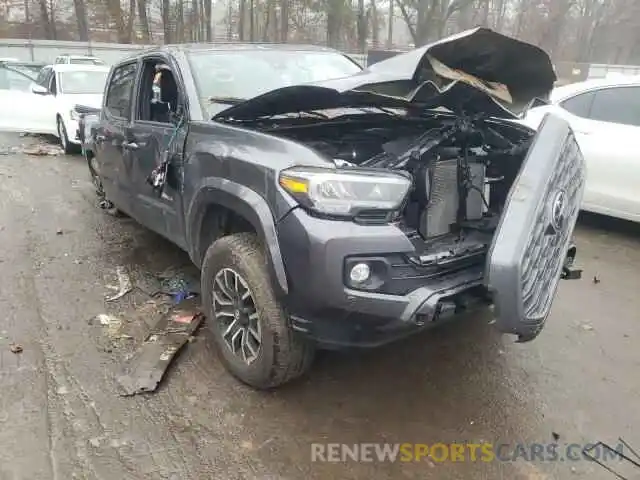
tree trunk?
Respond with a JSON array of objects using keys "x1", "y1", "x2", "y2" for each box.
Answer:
[
  {"x1": 386, "y1": 0, "x2": 393, "y2": 47},
  {"x1": 239, "y1": 0, "x2": 246, "y2": 40},
  {"x1": 357, "y1": 0, "x2": 366, "y2": 52},
  {"x1": 326, "y1": 0, "x2": 343, "y2": 48},
  {"x1": 370, "y1": 0, "x2": 378, "y2": 47},
  {"x1": 107, "y1": 0, "x2": 127, "y2": 43},
  {"x1": 126, "y1": 0, "x2": 136, "y2": 43},
  {"x1": 162, "y1": 0, "x2": 171, "y2": 43},
  {"x1": 38, "y1": 0, "x2": 55, "y2": 39},
  {"x1": 177, "y1": 0, "x2": 185, "y2": 42},
  {"x1": 280, "y1": 0, "x2": 289, "y2": 41},
  {"x1": 191, "y1": 0, "x2": 199, "y2": 41},
  {"x1": 204, "y1": 0, "x2": 212, "y2": 41},
  {"x1": 138, "y1": 0, "x2": 151, "y2": 43},
  {"x1": 73, "y1": 0, "x2": 89, "y2": 41},
  {"x1": 249, "y1": 0, "x2": 255, "y2": 41}
]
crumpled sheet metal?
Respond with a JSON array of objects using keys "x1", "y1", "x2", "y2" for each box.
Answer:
[{"x1": 115, "y1": 297, "x2": 204, "y2": 396}]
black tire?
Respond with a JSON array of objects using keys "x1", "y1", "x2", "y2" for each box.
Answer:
[
  {"x1": 86, "y1": 151, "x2": 104, "y2": 197},
  {"x1": 57, "y1": 116, "x2": 78, "y2": 154},
  {"x1": 201, "y1": 233, "x2": 315, "y2": 389}
]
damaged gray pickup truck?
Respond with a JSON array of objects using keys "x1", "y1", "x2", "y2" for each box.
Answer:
[{"x1": 81, "y1": 28, "x2": 585, "y2": 389}]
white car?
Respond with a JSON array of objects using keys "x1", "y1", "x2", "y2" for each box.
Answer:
[
  {"x1": 0, "y1": 63, "x2": 110, "y2": 153},
  {"x1": 522, "y1": 77, "x2": 640, "y2": 223}
]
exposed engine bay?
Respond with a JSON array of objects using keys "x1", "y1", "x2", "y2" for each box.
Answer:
[{"x1": 262, "y1": 112, "x2": 534, "y2": 268}]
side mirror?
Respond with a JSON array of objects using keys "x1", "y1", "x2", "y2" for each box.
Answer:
[{"x1": 32, "y1": 84, "x2": 49, "y2": 95}]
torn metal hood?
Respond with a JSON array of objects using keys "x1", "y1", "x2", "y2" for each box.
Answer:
[{"x1": 213, "y1": 28, "x2": 556, "y2": 121}]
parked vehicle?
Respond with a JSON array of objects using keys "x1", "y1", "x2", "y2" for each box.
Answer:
[
  {"x1": 0, "y1": 59, "x2": 47, "y2": 77},
  {"x1": 522, "y1": 77, "x2": 640, "y2": 222},
  {"x1": 55, "y1": 54, "x2": 106, "y2": 66},
  {"x1": 0, "y1": 63, "x2": 109, "y2": 152},
  {"x1": 0, "y1": 61, "x2": 39, "y2": 93},
  {"x1": 84, "y1": 30, "x2": 585, "y2": 389}
]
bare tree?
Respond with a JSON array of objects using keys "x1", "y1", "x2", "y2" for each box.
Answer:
[{"x1": 73, "y1": 0, "x2": 89, "y2": 41}]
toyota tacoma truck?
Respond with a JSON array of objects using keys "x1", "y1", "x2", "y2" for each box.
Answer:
[{"x1": 86, "y1": 29, "x2": 585, "y2": 389}]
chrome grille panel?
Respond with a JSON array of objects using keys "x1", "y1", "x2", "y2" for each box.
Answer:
[
  {"x1": 521, "y1": 137, "x2": 584, "y2": 322},
  {"x1": 486, "y1": 113, "x2": 586, "y2": 342}
]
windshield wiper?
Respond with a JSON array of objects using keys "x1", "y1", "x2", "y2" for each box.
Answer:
[{"x1": 208, "y1": 96, "x2": 243, "y2": 105}]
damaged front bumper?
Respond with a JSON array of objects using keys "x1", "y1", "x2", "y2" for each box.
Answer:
[{"x1": 276, "y1": 208, "x2": 579, "y2": 348}]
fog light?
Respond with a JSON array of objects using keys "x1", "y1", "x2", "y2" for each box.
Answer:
[{"x1": 349, "y1": 263, "x2": 371, "y2": 283}]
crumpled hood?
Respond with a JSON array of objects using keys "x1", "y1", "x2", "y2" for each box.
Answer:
[{"x1": 213, "y1": 28, "x2": 556, "y2": 121}]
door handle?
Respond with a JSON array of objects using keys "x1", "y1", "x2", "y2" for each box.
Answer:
[{"x1": 122, "y1": 141, "x2": 139, "y2": 150}]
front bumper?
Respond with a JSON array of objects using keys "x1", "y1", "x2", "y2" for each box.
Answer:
[{"x1": 277, "y1": 208, "x2": 493, "y2": 348}]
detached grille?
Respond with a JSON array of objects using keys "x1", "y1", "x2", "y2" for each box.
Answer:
[
  {"x1": 486, "y1": 113, "x2": 587, "y2": 342},
  {"x1": 521, "y1": 134, "x2": 584, "y2": 324}
]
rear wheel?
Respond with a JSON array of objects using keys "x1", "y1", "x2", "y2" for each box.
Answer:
[{"x1": 201, "y1": 233, "x2": 315, "y2": 389}]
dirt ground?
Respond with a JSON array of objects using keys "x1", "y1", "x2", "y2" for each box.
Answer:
[{"x1": 0, "y1": 133, "x2": 639, "y2": 480}]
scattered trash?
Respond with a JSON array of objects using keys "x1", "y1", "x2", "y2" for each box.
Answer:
[
  {"x1": 116, "y1": 297, "x2": 204, "y2": 396},
  {"x1": 105, "y1": 266, "x2": 133, "y2": 302},
  {"x1": 21, "y1": 144, "x2": 64, "y2": 156},
  {"x1": 97, "y1": 313, "x2": 122, "y2": 326},
  {"x1": 581, "y1": 323, "x2": 594, "y2": 331},
  {"x1": 552, "y1": 432, "x2": 560, "y2": 441},
  {"x1": 9, "y1": 343, "x2": 23, "y2": 354},
  {"x1": 159, "y1": 272, "x2": 200, "y2": 303},
  {"x1": 593, "y1": 275, "x2": 601, "y2": 284},
  {"x1": 56, "y1": 228, "x2": 63, "y2": 235},
  {"x1": 91, "y1": 313, "x2": 124, "y2": 338}
]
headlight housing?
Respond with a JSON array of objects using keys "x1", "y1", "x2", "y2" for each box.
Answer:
[
  {"x1": 70, "y1": 109, "x2": 80, "y2": 121},
  {"x1": 279, "y1": 167, "x2": 411, "y2": 216}
]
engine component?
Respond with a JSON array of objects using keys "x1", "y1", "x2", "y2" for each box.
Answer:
[{"x1": 419, "y1": 158, "x2": 486, "y2": 238}]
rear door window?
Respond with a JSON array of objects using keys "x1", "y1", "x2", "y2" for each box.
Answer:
[
  {"x1": 588, "y1": 86, "x2": 640, "y2": 127},
  {"x1": 105, "y1": 62, "x2": 138, "y2": 119},
  {"x1": 559, "y1": 92, "x2": 595, "y2": 118}
]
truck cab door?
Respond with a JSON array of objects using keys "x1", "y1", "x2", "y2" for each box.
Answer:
[
  {"x1": 94, "y1": 61, "x2": 140, "y2": 216},
  {"x1": 126, "y1": 58, "x2": 188, "y2": 249}
]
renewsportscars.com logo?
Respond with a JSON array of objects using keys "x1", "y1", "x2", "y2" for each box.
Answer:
[{"x1": 310, "y1": 442, "x2": 626, "y2": 463}]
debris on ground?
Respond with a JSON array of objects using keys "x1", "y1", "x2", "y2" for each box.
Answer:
[
  {"x1": 56, "y1": 228, "x2": 63, "y2": 235},
  {"x1": 116, "y1": 297, "x2": 204, "y2": 396},
  {"x1": 106, "y1": 266, "x2": 133, "y2": 302},
  {"x1": 552, "y1": 432, "x2": 560, "y2": 441},
  {"x1": 593, "y1": 275, "x2": 601, "y2": 284},
  {"x1": 158, "y1": 270, "x2": 201, "y2": 303},
  {"x1": 91, "y1": 313, "x2": 124, "y2": 337},
  {"x1": 581, "y1": 323, "x2": 594, "y2": 332},
  {"x1": 22, "y1": 144, "x2": 64, "y2": 156},
  {"x1": 9, "y1": 343, "x2": 23, "y2": 354}
]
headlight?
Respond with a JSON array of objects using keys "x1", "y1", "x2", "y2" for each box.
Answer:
[
  {"x1": 70, "y1": 109, "x2": 80, "y2": 121},
  {"x1": 278, "y1": 167, "x2": 411, "y2": 216}
]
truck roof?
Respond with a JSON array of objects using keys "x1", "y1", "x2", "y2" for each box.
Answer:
[{"x1": 118, "y1": 43, "x2": 344, "y2": 63}]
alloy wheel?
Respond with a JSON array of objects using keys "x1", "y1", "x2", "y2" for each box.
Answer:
[{"x1": 212, "y1": 268, "x2": 262, "y2": 365}]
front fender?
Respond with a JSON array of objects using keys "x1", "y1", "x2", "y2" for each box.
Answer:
[{"x1": 186, "y1": 177, "x2": 289, "y2": 295}]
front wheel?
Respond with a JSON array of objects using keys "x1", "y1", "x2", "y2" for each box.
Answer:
[
  {"x1": 201, "y1": 233, "x2": 315, "y2": 389},
  {"x1": 57, "y1": 117, "x2": 77, "y2": 154}
]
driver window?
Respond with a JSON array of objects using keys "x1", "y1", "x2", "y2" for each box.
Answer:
[{"x1": 137, "y1": 59, "x2": 180, "y2": 124}]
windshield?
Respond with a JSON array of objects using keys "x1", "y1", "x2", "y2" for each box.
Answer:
[
  {"x1": 188, "y1": 50, "x2": 362, "y2": 114},
  {"x1": 58, "y1": 70, "x2": 108, "y2": 94}
]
